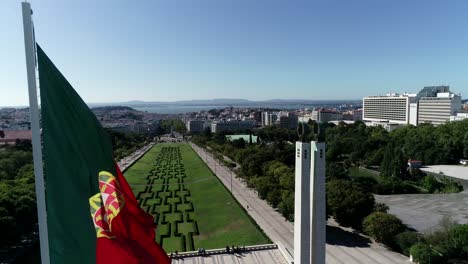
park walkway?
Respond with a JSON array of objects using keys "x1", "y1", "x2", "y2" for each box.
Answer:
[
  {"x1": 118, "y1": 142, "x2": 155, "y2": 172},
  {"x1": 190, "y1": 143, "x2": 412, "y2": 264}
]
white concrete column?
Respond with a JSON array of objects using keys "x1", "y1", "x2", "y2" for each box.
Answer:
[
  {"x1": 310, "y1": 141, "x2": 326, "y2": 264},
  {"x1": 294, "y1": 142, "x2": 311, "y2": 264}
]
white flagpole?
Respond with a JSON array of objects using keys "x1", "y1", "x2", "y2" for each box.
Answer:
[{"x1": 21, "y1": 2, "x2": 50, "y2": 264}]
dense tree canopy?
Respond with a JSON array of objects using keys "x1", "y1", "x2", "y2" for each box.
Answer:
[
  {"x1": 0, "y1": 142, "x2": 36, "y2": 247},
  {"x1": 159, "y1": 119, "x2": 187, "y2": 134},
  {"x1": 363, "y1": 212, "x2": 405, "y2": 245},
  {"x1": 106, "y1": 129, "x2": 148, "y2": 161},
  {"x1": 326, "y1": 179, "x2": 375, "y2": 229},
  {"x1": 326, "y1": 120, "x2": 468, "y2": 173}
]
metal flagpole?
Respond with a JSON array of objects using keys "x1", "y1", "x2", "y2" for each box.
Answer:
[{"x1": 21, "y1": 2, "x2": 50, "y2": 264}]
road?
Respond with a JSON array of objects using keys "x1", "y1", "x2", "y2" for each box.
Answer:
[{"x1": 190, "y1": 143, "x2": 411, "y2": 264}]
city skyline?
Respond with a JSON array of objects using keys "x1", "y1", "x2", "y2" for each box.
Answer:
[{"x1": 1, "y1": 0, "x2": 468, "y2": 106}]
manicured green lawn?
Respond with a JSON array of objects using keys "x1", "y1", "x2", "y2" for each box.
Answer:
[{"x1": 124, "y1": 142, "x2": 269, "y2": 252}]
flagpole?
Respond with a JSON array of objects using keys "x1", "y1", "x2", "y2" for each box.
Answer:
[{"x1": 21, "y1": 2, "x2": 50, "y2": 264}]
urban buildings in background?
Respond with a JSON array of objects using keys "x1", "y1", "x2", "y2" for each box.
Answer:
[
  {"x1": 186, "y1": 119, "x2": 207, "y2": 133},
  {"x1": 183, "y1": 85, "x2": 464, "y2": 135},
  {"x1": 92, "y1": 106, "x2": 162, "y2": 134},
  {"x1": 1, "y1": 85, "x2": 466, "y2": 143},
  {"x1": 363, "y1": 86, "x2": 464, "y2": 130},
  {"x1": 0, "y1": 108, "x2": 30, "y2": 131},
  {"x1": 0, "y1": 108, "x2": 32, "y2": 145}
]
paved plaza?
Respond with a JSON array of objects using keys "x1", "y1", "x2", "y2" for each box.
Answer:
[
  {"x1": 420, "y1": 165, "x2": 468, "y2": 181},
  {"x1": 190, "y1": 143, "x2": 411, "y2": 264},
  {"x1": 375, "y1": 190, "x2": 468, "y2": 233},
  {"x1": 376, "y1": 167, "x2": 468, "y2": 233}
]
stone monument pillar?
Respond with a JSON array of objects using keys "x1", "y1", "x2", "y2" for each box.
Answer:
[{"x1": 294, "y1": 123, "x2": 326, "y2": 264}]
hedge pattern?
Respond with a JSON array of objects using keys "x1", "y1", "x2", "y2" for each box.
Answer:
[{"x1": 136, "y1": 147, "x2": 199, "y2": 251}]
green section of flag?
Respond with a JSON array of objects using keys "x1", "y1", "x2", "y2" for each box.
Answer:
[{"x1": 37, "y1": 45, "x2": 116, "y2": 264}]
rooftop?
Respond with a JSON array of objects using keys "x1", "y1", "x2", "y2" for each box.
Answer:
[{"x1": 0, "y1": 130, "x2": 32, "y2": 144}]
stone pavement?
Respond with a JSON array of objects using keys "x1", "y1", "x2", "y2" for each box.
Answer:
[
  {"x1": 375, "y1": 168, "x2": 468, "y2": 233},
  {"x1": 190, "y1": 143, "x2": 411, "y2": 264},
  {"x1": 375, "y1": 191, "x2": 468, "y2": 233},
  {"x1": 420, "y1": 165, "x2": 468, "y2": 181}
]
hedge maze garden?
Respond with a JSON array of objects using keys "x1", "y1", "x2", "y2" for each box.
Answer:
[
  {"x1": 136, "y1": 146, "x2": 199, "y2": 251},
  {"x1": 124, "y1": 143, "x2": 269, "y2": 253}
]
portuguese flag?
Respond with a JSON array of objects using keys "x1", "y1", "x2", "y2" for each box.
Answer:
[{"x1": 37, "y1": 45, "x2": 170, "y2": 264}]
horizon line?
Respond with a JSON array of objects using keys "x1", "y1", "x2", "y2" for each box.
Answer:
[{"x1": 0, "y1": 98, "x2": 364, "y2": 108}]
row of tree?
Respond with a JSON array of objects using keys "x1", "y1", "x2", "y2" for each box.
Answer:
[
  {"x1": 0, "y1": 141, "x2": 36, "y2": 247},
  {"x1": 106, "y1": 129, "x2": 148, "y2": 161},
  {"x1": 158, "y1": 119, "x2": 187, "y2": 135}
]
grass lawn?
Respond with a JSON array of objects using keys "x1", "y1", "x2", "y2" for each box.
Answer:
[{"x1": 124, "y1": 142, "x2": 269, "y2": 252}]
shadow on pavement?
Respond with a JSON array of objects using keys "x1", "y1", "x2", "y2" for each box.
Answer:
[{"x1": 326, "y1": 225, "x2": 371, "y2": 248}]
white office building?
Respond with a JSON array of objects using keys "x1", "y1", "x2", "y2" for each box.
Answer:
[
  {"x1": 362, "y1": 94, "x2": 412, "y2": 124},
  {"x1": 311, "y1": 109, "x2": 343, "y2": 123},
  {"x1": 450, "y1": 112, "x2": 468, "y2": 122},
  {"x1": 363, "y1": 86, "x2": 462, "y2": 127},
  {"x1": 261, "y1": 112, "x2": 278, "y2": 126},
  {"x1": 211, "y1": 119, "x2": 256, "y2": 133},
  {"x1": 418, "y1": 93, "x2": 462, "y2": 125},
  {"x1": 186, "y1": 120, "x2": 207, "y2": 133}
]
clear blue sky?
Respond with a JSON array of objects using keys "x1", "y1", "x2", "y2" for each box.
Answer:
[{"x1": 1, "y1": 0, "x2": 467, "y2": 106}]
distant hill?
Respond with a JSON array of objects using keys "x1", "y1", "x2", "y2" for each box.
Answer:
[
  {"x1": 91, "y1": 106, "x2": 136, "y2": 112},
  {"x1": 117, "y1": 99, "x2": 252, "y2": 105},
  {"x1": 86, "y1": 98, "x2": 363, "y2": 114},
  {"x1": 97, "y1": 98, "x2": 361, "y2": 106}
]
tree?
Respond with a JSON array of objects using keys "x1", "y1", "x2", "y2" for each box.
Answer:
[
  {"x1": 373, "y1": 202, "x2": 389, "y2": 213},
  {"x1": 380, "y1": 143, "x2": 407, "y2": 179},
  {"x1": 450, "y1": 224, "x2": 468, "y2": 257},
  {"x1": 231, "y1": 138, "x2": 246, "y2": 149},
  {"x1": 278, "y1": 190, "x2": 294, "y2": 221},
  {"x1": 363, "y1": 212, "x2": 405, "y2": 245},
  {"x1": 420, "y1": 175, "x2": 443, "y2": 193},
  {"x1": 249, "y1": 177, "x2": 270, "y2": 199},
  {"x1": 409, "y1": 242, "x2": 443, "y2": 264},
  {"x1": 464, "y1": 133, "x2": 468, "y2": 158},
  {"x1": 326, "y1": 162, "x2": 349, "y2": 180},
  {"x1": 395, "y1": 231, "x2": 421, "y2": 255},
  {"x1": 352, "y1": 176, "x2": 378, "y2": 193},
  {"x1": 327, "y1": 179, "x2": 375, "y2": 229}
]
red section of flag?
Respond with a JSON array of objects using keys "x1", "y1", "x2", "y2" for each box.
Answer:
[{"x1": 96, "y1": 164, "x2": 170, "y2": 264}]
